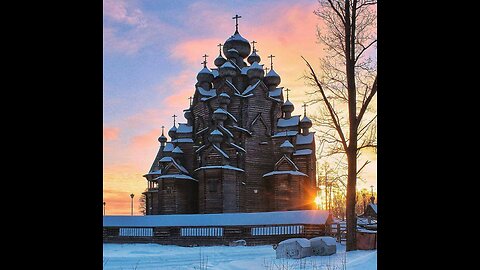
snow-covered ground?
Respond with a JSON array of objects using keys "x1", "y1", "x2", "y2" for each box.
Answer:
[{"x1": 103, "y1": 243, "x2": 376, "y2": 270}]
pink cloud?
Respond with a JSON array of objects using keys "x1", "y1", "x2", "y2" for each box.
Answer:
[{"x1": 104, "y1": 127, "x2": 120, "y2": 141}]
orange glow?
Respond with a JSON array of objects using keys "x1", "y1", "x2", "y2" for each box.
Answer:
[{"x1": 314, "y1": 196, "x2": 322, "y2": 206}]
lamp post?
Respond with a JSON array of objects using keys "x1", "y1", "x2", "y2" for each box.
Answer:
[
  {"x1": 130, "y1": 193, "x2": 134, "y2": 216},
  {"x1": 103, "y1": 201, "x2": 106, "y2": 216}
]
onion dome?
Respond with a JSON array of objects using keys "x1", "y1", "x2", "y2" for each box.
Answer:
[
  {"x1": 219, "y1": 61, "x2": 237, "y2": 77},
  {"x1": 219, "y1": 92, "x2": 231, "y2": 106},
  {"x1": 225, "y1": 48, "x2": 240, "y2": 59},
  {"x1": 247, "y1": 61, "x2": 264, "y2": 80},
  {"x1": 197, "y1": 67, "x2": 214, "y2": 83},
  {"x1": 223, "y1": 32, "x2": 251, "y2": 59},
  {"x1": 264, "y1": 68, "x2": 281, "y2": 88},
  {"x1": 281, "y1": 99, "x2": 294, "y2": 114},
  {"x1": 212, "y1": 108, "x2": 228, "y2": 121},
  {"x1": 214, "y1": 54, "x2": 227, "y2": 67},
  {"x1": 208, "y1": 129, "x2": 224, "y2": 143},
  {"x1": 168, "y1": 125, "x2": 177, "y2": 139},
  {"x1": 300, "y1": 115, "x2": 312, "y2": 129},
  {"x1": 280, "y1": 139, "x2": 295, "y2": 154},
  {"x1": 158, "y1": 133, "x2": 167, "y2": 144},
  {"x1": 247, "y1": 50, "x2": 261, "y2": 65},
  {"x1": 184, "y1": 109, "x2": 192, "y2": 120}
]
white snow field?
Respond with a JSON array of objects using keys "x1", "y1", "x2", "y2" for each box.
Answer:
[{"x1": 103, "y1": 243, "x2": 376, "y2": 270}]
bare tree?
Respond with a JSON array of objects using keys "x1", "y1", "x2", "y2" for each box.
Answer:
[{"x1": 303, "y1": 0, "x2": 377, "y2": 251}]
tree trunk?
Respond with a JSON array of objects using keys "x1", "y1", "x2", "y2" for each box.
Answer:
[{"x1": 345, "y1": 147, "x2": 358, "y2": 251}]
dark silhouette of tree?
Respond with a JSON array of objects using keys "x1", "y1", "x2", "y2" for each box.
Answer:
[{"x1": 303, "y1": 0, "x2": 377, "y2": 251}]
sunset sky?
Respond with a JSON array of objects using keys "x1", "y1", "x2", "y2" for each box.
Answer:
[{"x1": 103, "y1": 0, "x2": 377, "y2": 215}]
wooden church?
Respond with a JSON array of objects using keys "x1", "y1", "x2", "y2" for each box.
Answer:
[{"x1": 143, "y1": 16, "x2": 317, "y2": 215}]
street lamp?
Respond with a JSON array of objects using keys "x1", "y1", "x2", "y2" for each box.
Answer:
[
  {"x1": 130, "y1": 193, "x2": 135, "y2": 216},
  {"x1": 103, "y1": 201, "x2": 106, "y2": 216}
]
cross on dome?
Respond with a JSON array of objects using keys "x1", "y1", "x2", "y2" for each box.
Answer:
[
  {"x1": 251, "y1": 40, "x2": 257, "y2": 52},
  {"x1": 161, "y1": 125, "x2": 165, "y2": 135},
  {"x1": 172, "y1": 114, "x2": 177, "y2": 126},
  {"x1": 202, "y1": 54, "x2": 209, "y2": 67},
  {"x1": 232, "y1": 14, "x2": 242, "y2": 33},
  {"x1": 264, "y1": 67, "x2": 269, "y2": 73},
  {"x1": 268, "y1": 54, "x2": 275, "y2": 69},
  {"x1": 302, "y1": 102, "x2": 308, "y2": 116},
  {"x1": 217, "y1": 43, "x2": 223, "y2": 55},
  {"x1": 188, "y1": 96, "x2": 193, "y2": 106},
  {"x1": 285, "y1": 88, "x2": 291, "y2": 100}
]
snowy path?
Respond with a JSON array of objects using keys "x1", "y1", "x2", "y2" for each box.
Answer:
[{"x1": 103, "y1": 243, "x2": 376, "y2": 270}]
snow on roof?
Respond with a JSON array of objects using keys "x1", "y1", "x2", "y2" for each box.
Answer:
[
  {"x1": 172, "y1": 138, "x2": 194, "y2": 143},
  {"x1": 197, "y1": 86, "x2": 216, "y2": 97},
  {"x1": 194, "y1": 165, "x2": 244, "y2": 172},
  {"x1": 163, "y1": 143, "x2": 174, "y2": 152},
  {"x1": 369, "y1": 203, "x2": 377, "y2": 213},
  {"x1": 266, "y1": 69, "x2": 280, "y2": 77},
  {"x1": 211, "y1": 69, "x2": 219, "y2": 78},
  {"x1": 296, "y1": 133, "x2": 314, "y2": 145},
  {"x1": 229, "y1": 142, "x2": 246, "y2": 153},
  {"x1": 169, "y1": 125, "x2": 177, "y2": 132},
  {"x1": 210, "y1": 129, "x2": 223, "y2": 136},
  {"x1": 196, "y1": 127, "x2": 209, "y2": 135},
  {"x1": 144, "y1": 169, "x2": 162, "y2": 176},
  {"x1": 200, "y1": 96, "x2": 216, "y2": 102},
  {"x1": 269, "y1": 87, "x2": 283, "y2": 97},
  {"x1": 283, "y1": 100, "x2": 294, "y2": 106},
  {"x1": 172, "y1": 146, "x2": 183, "y2": 154},
  {"x1": 195, "y1": 144, "x2": 207, "y2": 153},
  {"x1": 280, "y1": 140, "x2": 294, "y2": 148},
  {"x1": 263, "y1": 170, "x2": 308, "y2": 177},
  {"x1": 310, "y1": 236, "x2": 337, "y2": 246},
  {"x1": 277, "y1": 115, "x2": 300, "y2": 127},
  {"x1": 213, "y1": 144, "x2": 229, "y2": 159},
  {"x1": 241, "y1": 66, "x2": 250, "y2": 75},
  {"x1": 198, "y1": 67, "x2": 212, "y2": 74},
  {"x1": 226, "y1": 111, "x2": 238, "y2": 122},
  {"x1": 229, "y1": 125, "x2": 252, "y2": 135},
  {"x1": 159, "y1": 156, "x2": 173, "y2": 163},
  {"x1": 218, "y1": 125, "x2": 234, "y2": 138},
  {"x1": 176, "y1": 124, "x2": 193, "y2": 133},
  {"x1": 227, "y1": 48, "x2": 239, "y2": 53},
  {"x1": 103, "y1": 210, "x2": 330, "y2": 227},
  {"x1": 242, "y1": 80, "x2": 261, "y2": 95},
  {"x1": 219, "y1": 92, "x2": 230, "y2": 98},
  {"x1": 279, "y1": 238, "x2": 311, "y2": 248},
  {"x1": 249, "y1": 61, "x2": 263, "y2": 70},
  {"x1": 272, "y1": 130, "x2": 298, "y2": 137},
  {"x1": 214, "y1": 108, "x2": 228, "y2": 114},
  {"x1": 225, "y1": 80, "x2": 241, "y2": 94},
  {"x1": 300, "y1": 116, "x2": 312, "y2": 123},
  {"x1": 226, "y1": 32, "x2": 249, "y2": 43},
  {"x1": 220, "y1": 61, "x2": 236, "y2": 69},
  {"x1": 155, "y1": 174, "x2": 197, "y2": 182},
  {"x1": 293, "y1": 149, "x2": 313, "y2": 156}
]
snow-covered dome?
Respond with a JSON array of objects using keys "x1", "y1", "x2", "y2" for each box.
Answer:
[
  {"x1": 281, "y1": 99, "x2": 294, "y2": 114},
  {"x1": 214, "y1": 54, "x2": 227, "y2": 67},
  {"x1": 219, "y1": 61, "x2": 237, "y2": 77},
  {"x1": 219, "y1": 92, "x2": 231, "y2": 106},
  {"x1": 300, "y1": 115, "x2": 312, "y2": 129},
  {"x1": 168, "y1": 125, "x2": 177, "y2": 139},
  {"x1": 264, "y1": 68, "x2": 281, "y2": 87},
  {"x1": 247, "y1": 50, "x2": 261, "y2": 65},
  {"x1": 223, "y1": 31, "x2": 251, "y2": 59},
  {"x1": 197, "y1": 67, "x2": 214, "y2": 83},
  {"x1": 184, "y1": 109, "x2": 192, "y2": 120},
  {"x1": 247, "y1": 61, "x2": 264, "y2": 80}
]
